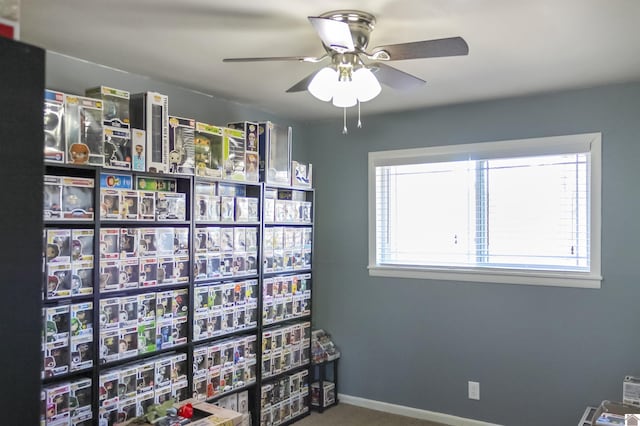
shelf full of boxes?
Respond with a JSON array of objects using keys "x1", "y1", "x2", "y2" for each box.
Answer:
[{"x1": 40, "y1": 84, "x2": 314, "y2": 426}]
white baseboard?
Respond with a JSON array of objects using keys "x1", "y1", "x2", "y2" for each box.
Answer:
[{"x1": 338, "y1": 394, "x2": 502, "y2": 426}]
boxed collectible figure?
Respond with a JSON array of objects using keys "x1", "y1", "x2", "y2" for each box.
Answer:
[
  {"x1": 222, "y1": 126, "x2": 246, "y2": 181},
  {"x1": 174, "y1": 227, "x2": 189, "y2": 255},
  {"x1": 136, "y1": 390, "x2": 155, "y2": 418},
  {"x1": 138, "y1": 190, "x2": 156, "y2": 221},
  {"x1": 118, "y1": 366, "x2": 138, "y2": 401},
  {"x1": 139, "y1": 257, "x2": 158, "y2": 287},
  {"x1": 130, "y1": 92, "x2": 169, "y2": 173},
  {"x1": 100, "y1": 189, "x2": 121, "y2": 220},
  {"x1": 99, "y1": 297, "x2": 120, "y2": 330},
  {"x1": 138, "y1": 227, "x2": 157, "y2": 258},
  {"x1": 44, "y1": 89, "x2": 66, "y2": 163},
  {"x1": 193, "y1": 311, "x2": 211, "y2": 341},
  {"x1": 131, "y1": 128, "x2": 146, "y2": 172},
  {"x1": 119, "y1": 190, "x2": 139, "y2": 220},
  {"x1": 155, "y1": 357, "x2": 172, "y2": 389},
  {"x1": 624, "y1": 376, "x2": 640, "y2": 406},
  {"x1": 228, "y1": 121, "x2": 259, "y2": 182},
  {"x1": 64, "y1": 94, "x2": 104, "y2": 166},
  {"x1": 172, "y1": 315, "x2": 188, "y2": 346},
  {"x1": 117, "y1": 397, "x2": 137, "y2": 424},
  {"x1": 45, "y1": 382, "x2": 71, "y2": 425},
  {"x1": 99, "y1": 371, "x2": 119, "y2": 408},
  {"x1": 235, "y1": 197, "x2": 249, "y2": 222},
  {"x1": 258, "y1": 121, "x2": 292, "y2": 184},
  {"x1": 220, "y1": 196, "x2": 235, "y2": 222},
  {"x1": 194, "y1": 122, "x2": 224, "y2": 178},
  {"x1": 156, "y1": 227, "x2": 175, "y2": 256},
  {"x1": 156, "y1": 319, "x2": 173, "y2": 349},
  {"x1": 168, "y1": 116, "x2": 196, "y2": 175},
  {"x1": 99, "y1": 228, "x2": 119, "y2": 261},
  {"x1": 46, "y1": 229, "x2": 71, "y2": 263},
  {"x1": 172, "y1": 379, "x2": 189, "y2": 403},
  {"x1": 156, "y1": 192, "x2": 186, "y2": 221},
  {"x1": 137, "y1": 292, "x2": 156, "y2": 322},
  {"x1": 99, "y1": 328, "x2": 119, "y2": 364},
  {"x1": 71, "y1": 229, "x2": 94, "y2": 263},
  {"x1": 70, "y1": 335, "x2": 92, "y2": 371},
  {"x1": 44, "y1": 340, "x2": 69, "y2": 377},
  {"x1": 70, "y1": 302, "x2": 93, "y2": 337},
  {"x1": 137, "y1": 360, "x2": 156, "y2": 393},
  {"x1": 119, "y1": 325, "x2": 138, "y2": 359},
  {"x1": 119, "y1": 228, "x2": 138, "y2": 259},
  {"x1": 69, "y1": 377, "x2": 92, "y2": 417},
  {"x1": 103, "y1": 127, "x2": 132, "y2": 170},
  {"x1": 85, "y1": 86, "x2": 130, "y2": 129},
  {"x1": 61, "y1": 176, "x2": 94, "y2": 220},
  {"x1": 157, "y1": 256, "x2": 176, "y2": 285},
  {"x1": 171, "y1": 353, "x2": 188, "y2": 383},
  {"x1": 137, "y1": 321, "x2": 156, "y2": 355},
  {"x1": 44, "y1": 175, "x2": 63, "y2": 220},
  {"x1": 291, "y1": 161, "x2": 313, "y2": 188},
  {"x1": 46, "y1": 263, "x2": 72, "y2": 299}
]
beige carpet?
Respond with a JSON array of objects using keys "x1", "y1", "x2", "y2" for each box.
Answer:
[{"x1": 294, "y1": 403, "x2": 447, "y2": 426}]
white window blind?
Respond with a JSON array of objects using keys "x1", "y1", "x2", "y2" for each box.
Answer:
[{"x1": 368, "y1": 133, "x2": 602, "y2": 288}]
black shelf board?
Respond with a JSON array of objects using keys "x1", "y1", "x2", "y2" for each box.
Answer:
[
  {"x1": 99, "y1": 343, "x2": 189, "y2": 370},
  {"x1": 45, "y1": 162, "x2": 99, "y2": 172},
  {"x1": 261, "y1": 362, "x2": 311, "y2": 384},
  {"x1": 264, "y1": 222, "x2": 314, "y2": 227},
  {"x1": 193, "y1": 327, "x2": 258, "y2": 346},
  {"x1": 194, "y1": 274, "x2": 260, "y2": 286},
  {"x1": 43, "y1": 294, "x2": 95, "y2": 305},
  {"x1": 44, "y1": 219, "x2": 95, "y2": 226},
  {"x1": 263, "y1": 315, "x2": 312, "y2": 330},
  {"x1": 204, "y1": 382, "x2": 256, "y2": 403},
  {"x1": 264, "y1": 183, "x2": 314, "y2": 191},
  {"x1": 311, "y1": 357, "x2": 340, "y2": 367},
  {"x1": 263, "y1": 269, "x2": 312, "y2": 278},
  {"x1": 100, "y1": 220, "x2": 190, "y2": 227},
  {"x1": 311, "y1": 400, "x2": 339, "y2": 412},
  {"x1": 98, "y1": 282, "x2": 190, "y2": 298},
  {"x1": 42, "y1": 367, "x2": 93, "y2": 384},
  {"x1": 195, "y1": 176, "x2": 262, "y2": 188},
  {"x1": 195, "y1": 221, "x2": 261, "y2": 227}
]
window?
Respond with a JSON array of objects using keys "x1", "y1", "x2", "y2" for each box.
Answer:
[{"x1": 368, "y1": 133, "x2": 601, "y2": 288}]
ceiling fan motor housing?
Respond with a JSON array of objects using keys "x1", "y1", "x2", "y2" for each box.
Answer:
[{"x1": 319, "y1": 10, "x2": 376, "y2": 52}]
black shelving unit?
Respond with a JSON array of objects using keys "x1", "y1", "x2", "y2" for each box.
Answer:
[
  {"x1": 311, "y1": 358, "x2": 339, "y2": 412},
  {"x1": 39, "y1": 126, "x2": 315, "y2": 426}
]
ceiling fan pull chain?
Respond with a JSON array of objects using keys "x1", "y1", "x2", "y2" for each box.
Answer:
[
  {"x1": 357, "y1": 101, "x2": 362, "y2": 128},
  {"x1": 342, "y1": 107, "x2": 348, "y2": 135}
]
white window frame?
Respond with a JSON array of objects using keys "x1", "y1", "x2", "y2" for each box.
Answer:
[{"x1": 367, "y1": 133, "x2": 602, "y2": 289}]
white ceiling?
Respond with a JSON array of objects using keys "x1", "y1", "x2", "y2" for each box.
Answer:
[{"x1": 19, "y1": 0, "x2": 640, "y2": 121}]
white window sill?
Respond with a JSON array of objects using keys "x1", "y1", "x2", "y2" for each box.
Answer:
[{"x1": 368, "y1": 265, "x2": 602, "y2": 289}]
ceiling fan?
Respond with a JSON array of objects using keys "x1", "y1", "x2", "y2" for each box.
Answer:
[{"x1": 223, "y1": 10, "x2": 469, "y2": 102}]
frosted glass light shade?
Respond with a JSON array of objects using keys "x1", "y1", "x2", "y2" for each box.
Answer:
[
  {"x1": 308, "y1": 67, "x2": 338, "y2": 102},
  {"x1": 353, "y1": 67, "x2": 381, "y2": 102},
  {"x1": 332, "y1": 80, "x2": 357, "y2": 107}
]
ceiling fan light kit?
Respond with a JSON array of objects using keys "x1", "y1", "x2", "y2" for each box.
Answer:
[{"x1": 223, "y1": 9, "x2": 469, "y2": 132}]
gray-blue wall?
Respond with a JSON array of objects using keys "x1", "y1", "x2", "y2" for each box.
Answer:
[{"x1": 299, "y1": 82, "x2": 640, "y2": 426}]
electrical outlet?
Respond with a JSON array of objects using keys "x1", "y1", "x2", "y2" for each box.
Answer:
[{"x1": 468, "y1": 381, "x2": 480, "y2": 400}]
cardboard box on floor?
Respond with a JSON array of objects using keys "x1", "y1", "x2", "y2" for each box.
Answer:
[{"x1": 119, "y1": 399, "x2": 243, "y2": 426}]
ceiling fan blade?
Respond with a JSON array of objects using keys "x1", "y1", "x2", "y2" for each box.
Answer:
[
  {"x1": 370, "y1": 63, "x2": 426, "y2": 91},
  {"x1": 223, "y1": 56, "x2": 321, "y2": 63},
  {"x1": 372, "y1": 36, "x2": 469, "y2": 61},
  {"x1": 285, "y1": 70, "x2": 321, "y2": 93},
  {"x1": 308, "y1": 16, "x2": 355, "y2": 53}
]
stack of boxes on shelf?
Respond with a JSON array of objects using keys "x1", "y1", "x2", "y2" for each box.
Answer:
[{"x1": 41, "y1": 83, "x2": 314, "y2": 426}]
